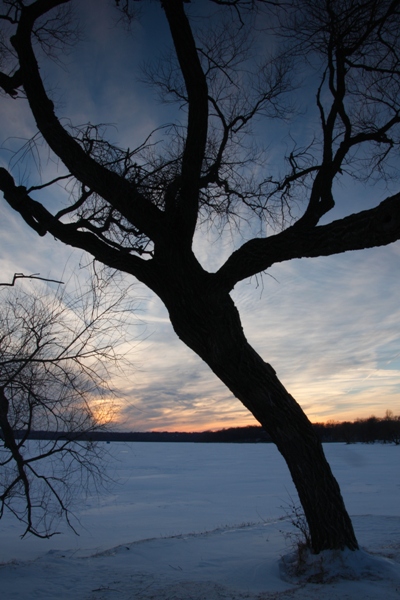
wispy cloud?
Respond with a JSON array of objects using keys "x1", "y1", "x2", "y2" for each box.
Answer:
[
  {"x1": 2, "y1": 194, "x2": 399, "y2": 431},
  {"x1": 233, "y1": 244, "x2": 400, "y2": 422},
  {"x1": 98, "y1": 239, "x2": 400, "y2": 431}
]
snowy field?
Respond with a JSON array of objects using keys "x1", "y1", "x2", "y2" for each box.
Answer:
[{"x1": 1, "y1": 442, "x2": 399, "y2": 599}]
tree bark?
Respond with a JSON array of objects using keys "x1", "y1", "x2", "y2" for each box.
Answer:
[{"x1": 158, "y1": 276, "x2": 358, "y2": 553}]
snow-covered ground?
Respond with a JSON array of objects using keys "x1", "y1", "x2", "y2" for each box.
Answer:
[{"x1": 1, "y1": 442, "x2": 399, "y2": 599}]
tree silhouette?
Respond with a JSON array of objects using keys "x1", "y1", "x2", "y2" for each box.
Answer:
[
  {"x1": 0, "y1": 273, "x2": 133, "y2": 537},
  {"x1": 1, "y1": 0, "x2": 400, "y2": 552}
]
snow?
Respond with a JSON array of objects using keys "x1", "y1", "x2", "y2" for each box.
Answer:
[{"x1": 1, "y1": 442, "x2": 399, "y2": 599}]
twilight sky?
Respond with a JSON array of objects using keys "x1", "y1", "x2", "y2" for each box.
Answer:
[{"x1": 0, "y1": 0, "x2": 399, "y2": 431}]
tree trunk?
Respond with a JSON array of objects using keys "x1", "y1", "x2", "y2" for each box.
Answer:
[{"x1": 161, "y1": 282, "x2": 358, "y2": 553}]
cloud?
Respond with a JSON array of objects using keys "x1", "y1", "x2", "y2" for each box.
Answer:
[
  {"x1": 232, "y1": 243, "x2": 400, "y2": 422},
  {"x1": 3, "y1": 193, "x2": 398, "y2": 431},
  {"x1": 98, "y1": 285, "x2": 254, "y2": 431},
  {"x1": 98, "y1": 239, "x2": 400, "y2": 431}
]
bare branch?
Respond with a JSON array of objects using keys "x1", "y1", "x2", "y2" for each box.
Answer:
[
  {"x1": 0, "y1": 273, "x2": 64, "y2": 287},
  {"x1": 8, "y1": 1, "x2": 165, "y2": 244},
  {"x1": 0, "y1": 274, "x2": 135, "y2": 537},
  {"x1": 161, "y1": 0, "x2": 209, "y2": 246},
  {"x1": 217, "y1": 191, "x2": 400, "y2": 289}
]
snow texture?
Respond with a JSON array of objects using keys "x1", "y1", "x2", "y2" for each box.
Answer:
[{"x1": 0, "y1": 442, "x2": 399, "y2": 599}]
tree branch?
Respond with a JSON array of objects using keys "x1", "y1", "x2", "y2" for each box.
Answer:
[
  {"x1": 0, "y1": 273, "x2": 64, "y2": 287},
  {"x1": 161, "y1": 0, "x2": 209, "y2": 246},
  {"x1": 0, "y1": 68, "x2": 22, "y2": 97},
  {"x1": 0, "y1": 168, "x2": 151, "y2": 282},
  {"x1": 217, "y1": 192, "x2": 400, "y2": 290},
  {"x1": 11, "y1": 0, "x2": 164, "y2": 244}
]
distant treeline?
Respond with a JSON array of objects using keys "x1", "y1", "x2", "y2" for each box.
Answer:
[
  {"x1": 6, "y1": 412, "x2": 400, "y2": 444},
  {"x1": 313, "y1": 411, "x2": 400, "y2": 444}
]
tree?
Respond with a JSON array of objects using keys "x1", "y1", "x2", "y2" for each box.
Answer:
[
  {"x1": 0, "y1": 0, "x2": 399, "y2": 553},
  {"x1": 0, "y1": 272, "x2": 133, "y2": 538}
]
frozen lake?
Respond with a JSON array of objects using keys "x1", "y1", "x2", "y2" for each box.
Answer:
[{"x1": 1, "y1": 442, "x2": 399, "y2": 599}]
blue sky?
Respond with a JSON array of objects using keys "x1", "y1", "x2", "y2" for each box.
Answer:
[{"x1": 0, "y1": 0, "x2": 399, "y2": 431}]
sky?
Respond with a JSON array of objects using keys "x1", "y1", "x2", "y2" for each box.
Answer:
[{"x1": 0, "y1": 0, "x2": 400, "y2": 432}]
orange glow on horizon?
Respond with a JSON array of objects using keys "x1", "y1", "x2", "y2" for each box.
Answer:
[{"x1": 110, "y1": 405, "x2": 399, "y2": 432}]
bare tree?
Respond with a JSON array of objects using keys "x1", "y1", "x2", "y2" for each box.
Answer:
[
  {"x1": 0, "y1": 0, "x2": 400, "y2": 552},
  {"x1": 0, "y1": 273, "x2": 134, "y2": 538}
]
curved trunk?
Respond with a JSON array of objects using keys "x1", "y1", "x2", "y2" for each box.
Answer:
[{"x1": 162, "y1": 284, "x2": 358, "y2": 553}]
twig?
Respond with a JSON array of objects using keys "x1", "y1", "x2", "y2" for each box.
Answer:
[{"x1": 0, "y1": 273, "x2": 64, "y2": 287}]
